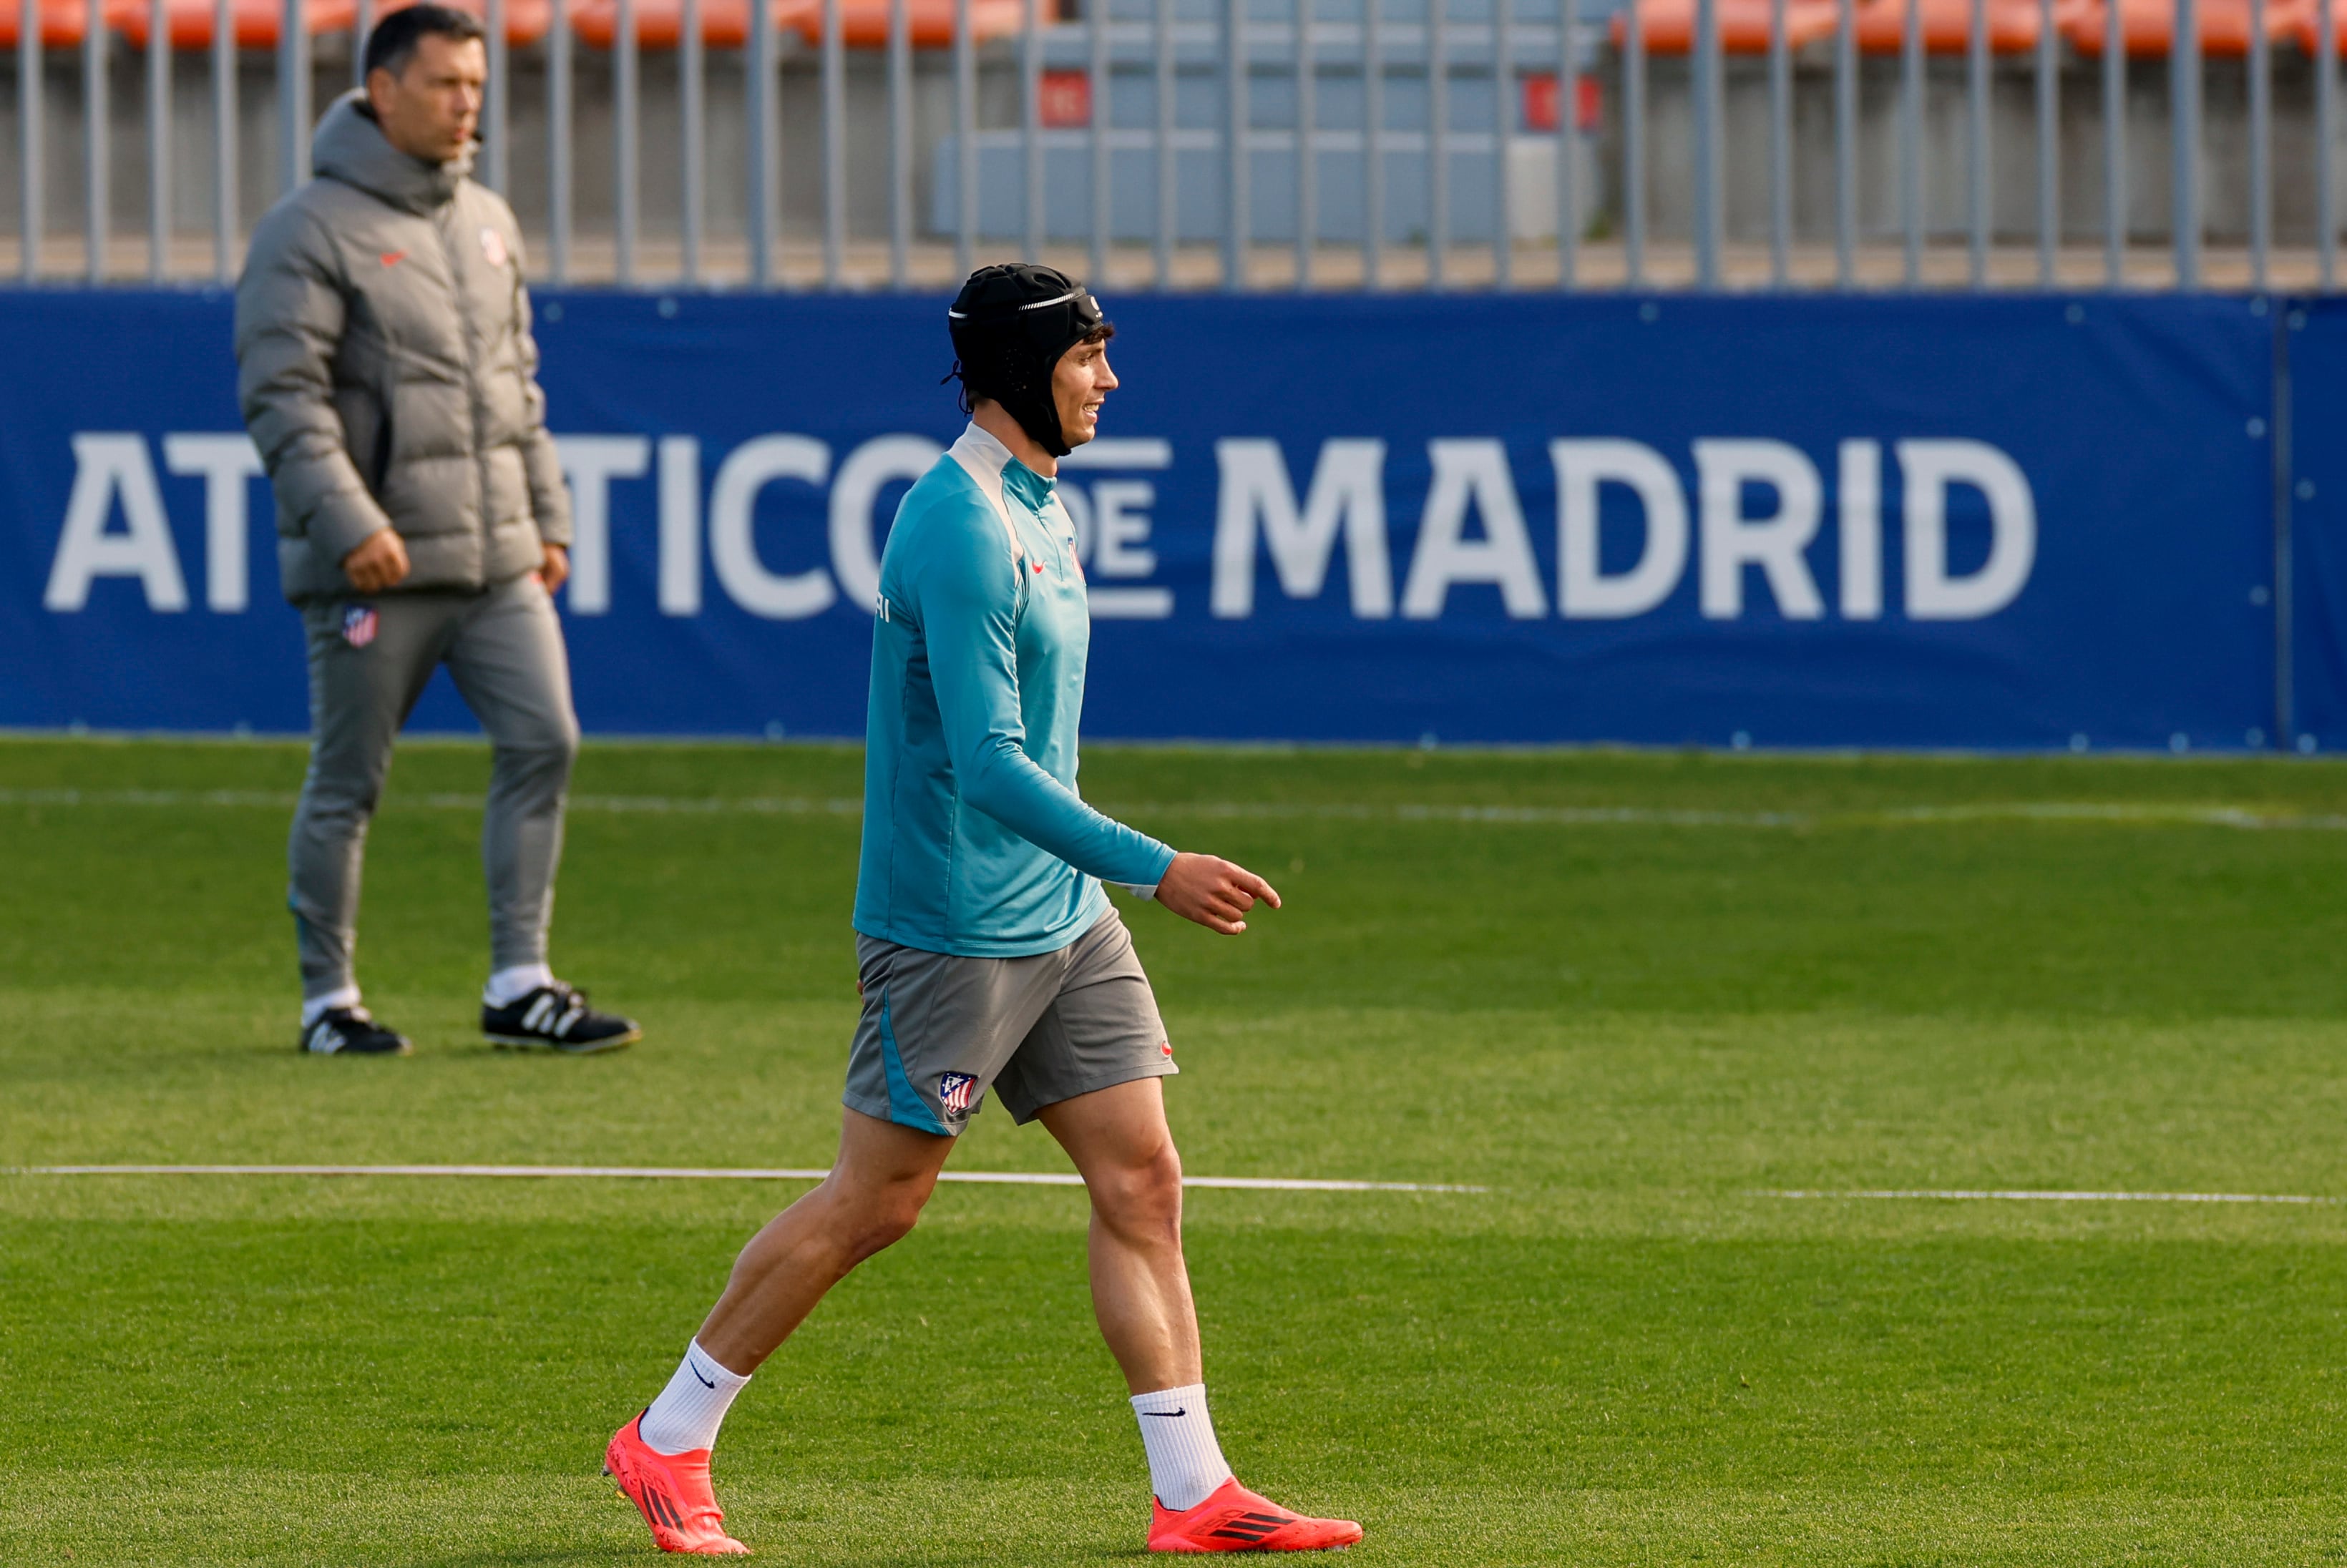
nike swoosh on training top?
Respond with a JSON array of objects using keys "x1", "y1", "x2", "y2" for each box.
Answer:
[
  {"x1": 379, "y1": 250, "x2": 406, "y2": 267},
  {"x1": 1141, "y1": 1408, "x2": 1187, "y2": 1418}
]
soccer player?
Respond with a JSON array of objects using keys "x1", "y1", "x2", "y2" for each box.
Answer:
[{"x1": 602, "y1": 264, "x2": 1365, "y2": 1557}]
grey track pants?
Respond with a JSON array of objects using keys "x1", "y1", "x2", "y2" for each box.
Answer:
[{"x1": 289, "y1": 573, "x2": 581, "y2": 1002}]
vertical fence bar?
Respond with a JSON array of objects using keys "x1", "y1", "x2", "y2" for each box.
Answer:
[
  {"x1": 356, "y1": 0, "x2": 374, "y2": 84},
  {"x1": 212, "y1": 0, "x2": 233, "y2": 283},
  {"x1": 957, "y1": 0, "x2": 977, "y2": 278},
  {"x1": 1427, "y1": 0, "x2": 1446, "y2": 285},
  {"x1": 1025, "y1": 0, "x2": 1044, "y2": 258},
  {"x1": 1091, "y1": 0, "x2": 1111, "y2": 283},
  {"x1": 2172, "y1": 0, "x2": 2197, "y2": 286},
  {"x1": 615, "y1": 0, "x2": 638, "y2": 283},
  {"x1": 549, "y1": 0, "x2": 571, "y2": 283},
  {"x1": 1899, "y1": 0, "x2": 1920, "y2": 286},
  {"x1": 1492, "y1": 0, "x2": 1511, "y2": 285},
  {"x1": 280, "y1": 0, "x2": 310, "y2": 193},
  {"x1": 1225, "y1": 0, "x2": 1246, "y2": 286},
  {"x1": 85, "y1": 0, "x2": 107, "y2": 280},
  {"x1": 149, "y1": 0, "x2": 170, "y2": 281},
  {"x1": 2035, "y1": 0, "x2": 2054, "y2": 283},
  {"x1": 2248, "y1": 0, "x2": 2268, "y2": 290},
  {"x1": 1153, "y1": 0, "x2": 1174, "y2": 284},
  {"x1": 889, "y1": 0, "x2": 910, "y2": 286},
  {"x1": 1768, "y1": 0, "x2": 1787, "y2": 286},
  {"x1": 1364, "y1": 0, "x2": 1384, "y2": 283},
  {"x1": 1692, "y1": 0, "x2": 1718, "y2": 288},
  {"x1": 1966, "y1": 0, "x2": 1986, "y2": 286},
  {"x1": 1624, "y1": 0, "x2": 1644, "y2": 285},
  {"x1": 1556, "y1": 0, "x2": 1574, "y2": 287},
  {"x1": 823, "y1": 0, "x2": 844, "y2": 287},
  {"x1": 1297, "y1": 0, "x2": 1317, "y2": 287},
  {"x1": 1834, "y1": 0, "x2": 1853, "y2": 285},
  {"x1": 682, "y1": 0, "x2": 703, "y2": 280},
  {"x1": 20, "y1": 0, "x2": 39, "y2": 282},
  {"x1": 750, "y1": 0, "x2": 777, "y2": 287},
  {"x1": 2321, "y1": 0, "x2": 2337, "y2": 289},
  {"x1": 485, "y1": 0, "x2": 509, "y2": 191},
  {"x1": 2102, "y1": 0, "x2": 2122, "y2": 283}
]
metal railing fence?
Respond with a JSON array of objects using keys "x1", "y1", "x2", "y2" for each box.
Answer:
[{"x1": 1, "y1": 0, "x2": 2343, "y2": 290}]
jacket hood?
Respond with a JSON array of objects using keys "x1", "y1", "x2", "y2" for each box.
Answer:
[{"x1": 311, "y1": 89, "x2": 473, "y2": 213}]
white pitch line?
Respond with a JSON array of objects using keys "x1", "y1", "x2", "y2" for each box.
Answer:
[
  {"x1": 1763, "y1": 1187, "x2": 2340, "y2": 1206},
  {"x1": 16, "y1": 1163, "x2": 1483, "y2": 1193},
  {"x1": 7, "y1": 786, "x2": 2347, "y2": 833}
]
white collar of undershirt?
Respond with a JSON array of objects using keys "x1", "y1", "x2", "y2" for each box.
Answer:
[{"x1": 949, "y1": 422, "x2": 1028, "y2": 561}]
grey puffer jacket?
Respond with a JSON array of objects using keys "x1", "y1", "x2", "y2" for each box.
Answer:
[{"x1": 235, "y1": 91, "x2": 570, "y2": 604}]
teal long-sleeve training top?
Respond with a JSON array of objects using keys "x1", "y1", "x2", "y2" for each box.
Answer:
[{"x1": 853, "y1": 423, "x2": 1179, "y2": 958}]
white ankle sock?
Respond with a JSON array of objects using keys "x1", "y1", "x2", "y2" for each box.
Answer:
[
  {"x1": 1131, "y1": 1383, "x2": 1233, "y2": 1511},
  {"x1": 301, "y1": 986, "x2": 361, "y2": 1027},
  {"x1": 638, "y1": 1341, "x2": 751, "y2": 1456},
  {"x1": 484, "y1": 963, "x2": 555, "y2": 1006}
]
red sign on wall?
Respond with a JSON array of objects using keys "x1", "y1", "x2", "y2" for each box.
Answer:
[
  {"x1": 1522, "y1": 73, "x2": 1602, "y2": 134},
  {"x1": 1040, "y1": 69, "x2": 1093, "y2": 128}
]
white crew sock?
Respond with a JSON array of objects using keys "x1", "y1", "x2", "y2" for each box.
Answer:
[
  {"x1": 301, "y1": 986, "x2": 362, "y2": 1028},
  {"x1": 1131, "y1": 1383, "x2": 1234, "y2": 1511},
  {"x1": 484, "y1": 963, "x2": 556, "y2": 1006},
  {"x1": 638, "y1": 1340, "x2": 752, "y2": 1456}
]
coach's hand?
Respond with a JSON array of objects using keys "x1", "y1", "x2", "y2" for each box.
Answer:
[
  {"x1": 539, "y1": 544, "x2": 570, "y2": 595},
  {"x1": 341, "y1": 529, "x2": 411, "y2": 594},
  {"x1": 1156, "y1": 852, "x2": 1282, "y2": 936}
]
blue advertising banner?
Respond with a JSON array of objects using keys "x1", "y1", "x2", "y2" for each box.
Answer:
[
  {"x1": 0, "y1": 288, "x2": 2287, "y2": 749},
  {"x1": 2286, "y1": 298, "x2": 2347, "y2": 754}
]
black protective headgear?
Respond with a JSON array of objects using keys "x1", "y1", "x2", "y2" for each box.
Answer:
[{"x1": 945, "y1": 263, "x2": 1110, "y2": 459}]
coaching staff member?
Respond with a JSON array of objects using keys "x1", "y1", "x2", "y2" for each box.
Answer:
[{"x1": 236, "y1": 4, "x2": 635, "y2": 1057}]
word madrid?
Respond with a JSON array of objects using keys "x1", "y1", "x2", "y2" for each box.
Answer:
[{"x1": 44, "y1": 431, "x2": 2034, "y2": 624}]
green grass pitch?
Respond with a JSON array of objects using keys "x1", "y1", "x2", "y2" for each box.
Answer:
[{"x1": 6, "y1": 734, "x2": 2347, "y2": 1564}]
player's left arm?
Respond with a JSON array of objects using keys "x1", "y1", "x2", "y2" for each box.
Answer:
[
  {"x1": 919, "y1": 521, "x2": 1171, "y2": 882},
  {"x1": 915, "y1": 520, "x2": 1281, "y2": 935}
]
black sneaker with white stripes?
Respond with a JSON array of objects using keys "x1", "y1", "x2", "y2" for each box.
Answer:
[
  {"x1": 482, "y1": 981, "x2": 641, "y2": 1054},
  {"x1": 300, "y1": 1006, "x2": 414, "y2": 1057}
]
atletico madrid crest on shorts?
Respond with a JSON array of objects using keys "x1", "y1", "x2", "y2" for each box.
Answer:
[
  {"x1": 341, "y1": 604, "x2": 379, "y2": 647},
  {"x1": 937, "y1": 1071, "x2": 979, "y2": 1117}
]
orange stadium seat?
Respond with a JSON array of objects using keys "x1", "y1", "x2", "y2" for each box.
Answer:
[
  {"x1": 0, "y1": 0, "x2": 90, "y2": 46},
  {"x1": 2062, "y1": 0, "x2": 2303, "y2": 56},
  {"x1": 1609, "y1": 0, "x2": 1840, "y2": 54},
  {"x1": 2289, "y1": 0, "x2": 2344, "y2": 53},
  {"x1": 107, "y1": 0, "x2": 358, "y2": 48},
  {"x1": 784, "y1": 0, "x2": 1027, "y2": 47},
  {"x1": 374, "y1": 0, "x2": 557, "y2": 45},
  {"x1": 109, "y1": 0, "x2": 550, "y2": 49},
  {"x1": 1853, "y1": 0, "x2": 2047, "y2": 52},
  {"x1": 570, "y1": 0, "x2": 815, "y2": 48}
]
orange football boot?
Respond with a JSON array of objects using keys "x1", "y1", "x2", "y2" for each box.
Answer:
[
  {"x1": 604, "y1": 1411, "x2": 751, "y2": 1556},
  {"x1": 1148, "y1": 1476, "x2": 1363, "y2": 1552}
]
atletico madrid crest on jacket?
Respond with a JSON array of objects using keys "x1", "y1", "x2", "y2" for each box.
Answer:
[{"x1": 938, "y1": 1072, "x2": 979, "y2": 1117}]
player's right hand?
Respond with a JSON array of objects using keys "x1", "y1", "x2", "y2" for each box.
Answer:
[
  {"x1": 342, "y1": 529, "x2": 411, "y2": 593},
  {"x1": 1156, "y1": 852, "x2": 1282, "y2": 936}
]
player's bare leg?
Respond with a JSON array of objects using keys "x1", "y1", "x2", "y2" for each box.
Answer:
[
  {"x1": 696, "y1": 1110, "x2": 955, "y2": 1371},
  {"x1": 604, "y1": 1110, "x2": 951, "y2": 1554},
  {"x1": 1036, "y1": 1077, "x2": 1201, "y2": 1392},
  {"x1": 1040, "y1": 1077, "x2": 1362, "y2": 1553}
]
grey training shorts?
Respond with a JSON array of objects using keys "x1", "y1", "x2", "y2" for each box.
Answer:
[{"x1": 844, "y1": 906, "x2": 1176, "y2": 1135}]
